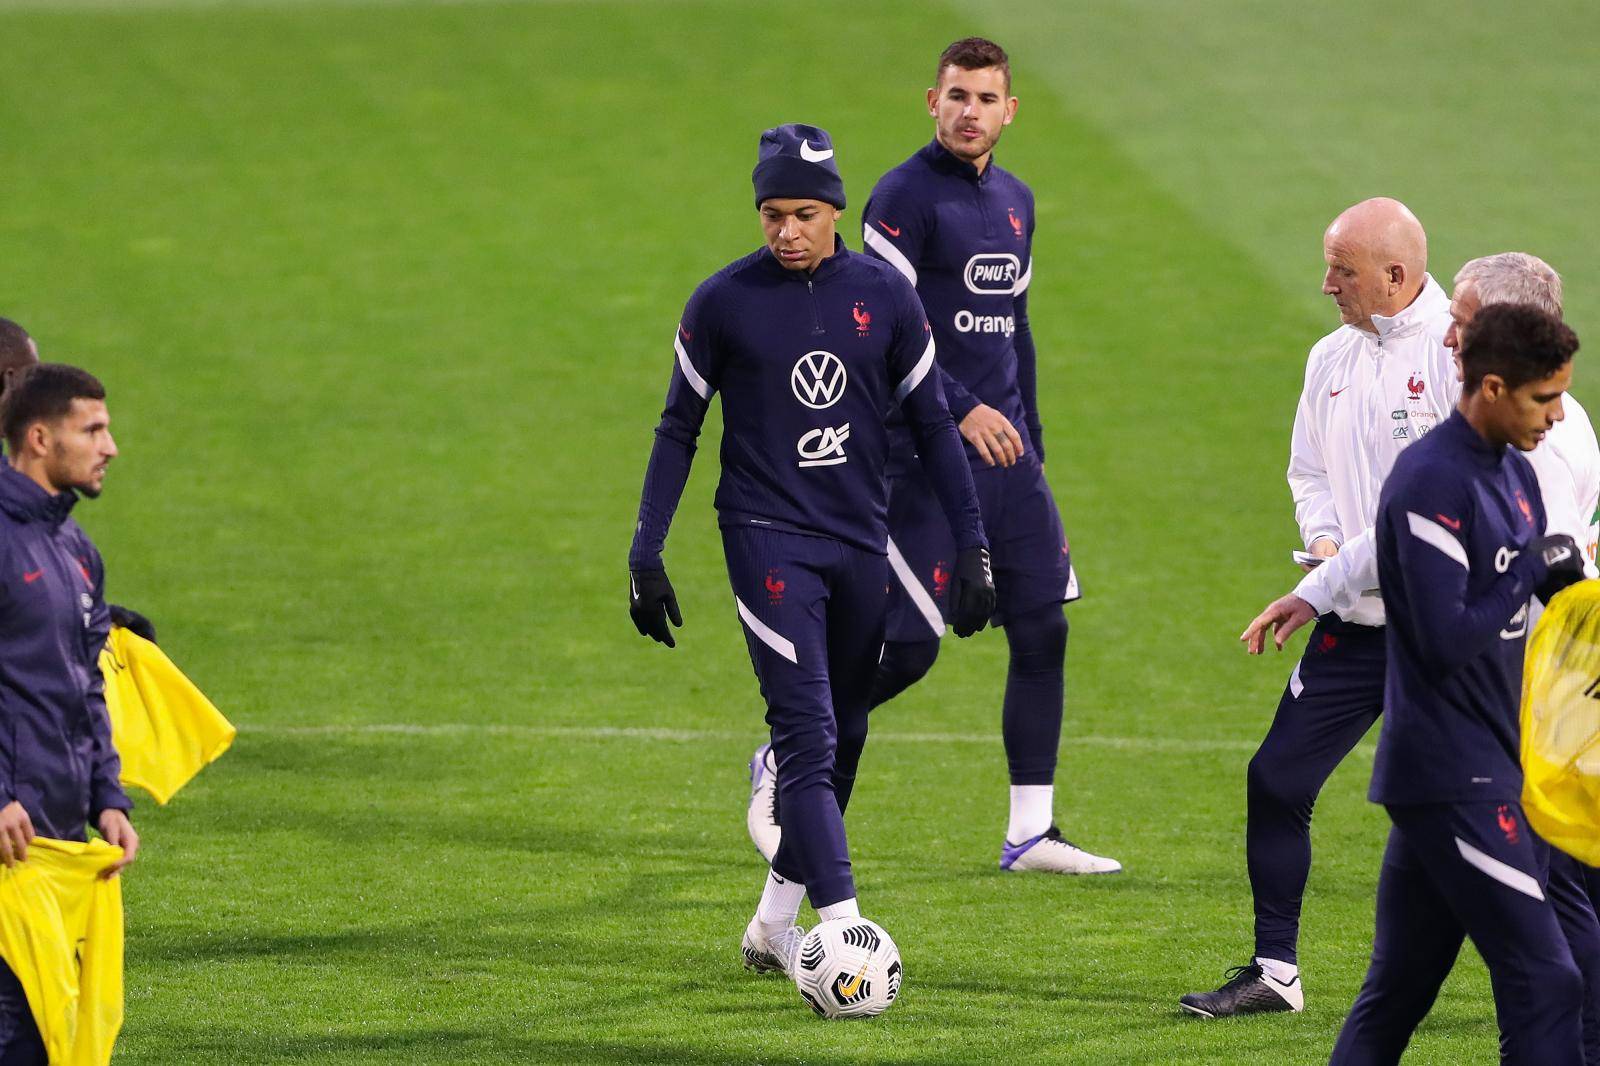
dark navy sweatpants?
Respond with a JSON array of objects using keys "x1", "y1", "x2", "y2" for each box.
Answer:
[
  {"x1": 878, "y1": 454, "x2": 1075, "y2": 785},
  {"x1": 1247, "y1": 614, "x2": 1386, "y2": 964},
  {"x1": 723, "y1": 526, "x2": 887, "y2": 910},
  {"x1": 1547, "y1": 847, "x2": 1600, "y2": 1066},
  {"x1": 0, "y1": 963, "x2": 43, "y2": 1066},
  {"x1": 1329, "y1": 802, "x2": 1583, "y2": 1066}
]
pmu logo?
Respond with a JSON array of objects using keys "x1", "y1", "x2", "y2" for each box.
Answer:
[
  {"x1": 791, "y1": 351, "x2": 847, "y2": 409},
  {"x1": 797, "y1": 423, "x2": 850, "y2": 468},
  {"x1": 963, "y1": 252, "x2": 1021, "y2": 294}
]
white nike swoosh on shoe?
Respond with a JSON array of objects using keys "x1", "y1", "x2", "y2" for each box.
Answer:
[{"x1": 799, "y1": 140, "x2": 833, "y2": 162}]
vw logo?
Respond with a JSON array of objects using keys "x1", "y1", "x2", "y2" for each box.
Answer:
[{"x1": 791, "y1": 351, "x2": 847, "y2": 410}]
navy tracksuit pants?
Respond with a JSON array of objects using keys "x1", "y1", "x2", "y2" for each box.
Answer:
[
  {"x1": 1329, "y1": 803, "x2": 1584, "y2": 1066},
  {"x1": 1248, "y1": 615, "x2": 1386, "y2": 964},
  {"x1": 723, "y1": 526, "x2": 886, "y2": 909}
]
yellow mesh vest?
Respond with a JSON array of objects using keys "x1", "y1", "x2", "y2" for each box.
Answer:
[
  {"x1": 0, "y1": 838, "x2": 124, "y2": 1066},
  {"x1": 99, "y1": 627, "x2": 236, "y2": 805},
  {"x1": 1521, "y1": 581, "x2": 1600, "y2": 863}
]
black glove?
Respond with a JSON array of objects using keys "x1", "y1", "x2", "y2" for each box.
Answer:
[
  {"x1": 109, "y1": 603, "x2": 157, "y2": 644},
  {"x1": 1530, "y1": 534, "x2": 1586, "y2": 603},
  {"x1": 948, "y1": 546, "x2": 996, "y2": 638},
  {"x1": 629, "y1": 569, "x2": 683, "y2": 648}
]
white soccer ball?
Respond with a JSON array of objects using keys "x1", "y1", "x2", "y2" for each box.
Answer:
[{"x1": 792, "y1": 917, "x2": 903, "y2": 1019}]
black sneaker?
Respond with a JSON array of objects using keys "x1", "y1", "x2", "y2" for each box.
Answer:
[{"x1": 1179, "y1": 963, "x2": 1303, "y2": 1018}]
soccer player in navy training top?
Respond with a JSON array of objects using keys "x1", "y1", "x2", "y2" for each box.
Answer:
[
  {"x1": 0, "y1": 318, "x2": 158, "y2": 644},
  {"x1": 1328, "y1": 304, "x2": 1587, "y2": 1065},
  {"x1": 0, "y1": 364, "x2": 140, "y2": 1063},
  {"x1": 627, "y1": 124, "x2": 995, "y2": 977},
  {"x1": 744, "y1": 39, "x2": 1119, "y2": 875}
]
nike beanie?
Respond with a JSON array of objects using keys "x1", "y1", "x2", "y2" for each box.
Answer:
[{"x1": 752, "y1": 123, "x2": 846, "y2": 210}]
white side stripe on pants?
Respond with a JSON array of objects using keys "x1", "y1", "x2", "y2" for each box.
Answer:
[
  {"x1": 735, "y1": 596, "x2": 798, "y2": 664},
  {"x1": 1455, "y1": 836, "x2": 1544, "y2": 900},
  {"x1": 886, "y1": 536, "x2": 945, "y2": 638}
]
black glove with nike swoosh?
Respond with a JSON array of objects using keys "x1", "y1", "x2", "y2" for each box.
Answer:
[
  {"x1": 1530, "y1": 533, "x2": 1586, "y2": 603},
  {"x1": 949, "y1": 546, "x2": 996, "y2": 638},
  {"x1": 629, "y1": 569, "x2": 683, "y2": 648}
]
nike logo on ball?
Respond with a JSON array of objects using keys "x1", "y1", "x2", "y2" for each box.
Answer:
[{"x1": 799, "y1": 140, "x2": 834, "y2": 162}]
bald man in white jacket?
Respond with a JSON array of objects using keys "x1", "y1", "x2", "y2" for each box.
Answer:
[{"x1": 1184, "y1": 242, "x2": 1600, "y2": 1028}]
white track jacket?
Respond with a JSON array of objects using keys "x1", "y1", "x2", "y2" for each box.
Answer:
[{"x1": 1291, "y1": 277, "x2": 1600, "y2": 624}]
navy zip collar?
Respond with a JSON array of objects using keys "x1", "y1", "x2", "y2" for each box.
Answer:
[
  {"x1": 0, "y1": 458, "x2": 78, "y2": 527},
  {"x1": 920, "y1": 138, "x2": 992, "y2": 185},
  {"x1": 759, "y1": 235, "x2": 852, "y2": 283},
  {"x1": 1442, "y1": 409, "x2": 1511, "y2": 470}
]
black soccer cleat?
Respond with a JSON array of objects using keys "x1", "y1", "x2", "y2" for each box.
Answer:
[{"x1": 1179, "y1": 963, "x2": 1303, "y2": 1018}]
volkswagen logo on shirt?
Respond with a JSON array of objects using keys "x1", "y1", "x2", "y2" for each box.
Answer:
[
  {"x1": 791, "y1": 351, "x2": 847, "y2": 409},
  {"x1": 963, "y1": 253, "x2": 1021, "y2": 294}
]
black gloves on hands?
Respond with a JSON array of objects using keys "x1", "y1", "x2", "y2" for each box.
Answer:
[
  {"x1": 949, "y1": 546, "x2": 996, "y2": 638},
  {"x1": 629, "y1": 569, "x2": 683, "y2": 648},
  {"x1": 109, "y1": 603, "x2": 157, "y2": 644},
  {"x1": 1531, "y1": 534, "x2": 1586, "y2": 603}
]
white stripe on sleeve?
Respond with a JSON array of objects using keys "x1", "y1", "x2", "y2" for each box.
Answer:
[
  {"x1": 1456, "y1": 836, "x2": 1544, "y2": 900},
  {"x1": 1014, "y1": 256, "x2": 1032, "y2": 295},
  {"x1": 674, "y1": 329, "x2": 712, "y2": 401},
  {"x1": 894, "y1": 336, "x2": 936, "y2": 403},
  {"x1": 735, "y1": 596, "x2": 798, "y2": 664},
  {"x1": 886, "y1": 537, "x2": 945, "y2": 638},
  {"x1": 1406, "y1": 511, "x2": 1470, "y2": 570},
  {"x1": 862, "y1": 226, "x2": 918, "y2": 286}
]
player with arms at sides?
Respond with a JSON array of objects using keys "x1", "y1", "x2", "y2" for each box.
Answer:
[
  {"x1": 1182, "y1": 199, "x2": 1456, "y2": 1017},
  {"x1": 0, "y1": 317, "x2": 157, "y2": 645},
  {"x1": 0, "y1": 364, "x2": 140, "y2": 1064},
  {"x1": 627, "y1": 124, "x2": 995, "y2": 976},
  {"x1": 746, "y1": 38, "x2": 1118, "y2": 877},
  {"x1": 1327, "y1": 304, "x2": 1587, "y2": 1065}
]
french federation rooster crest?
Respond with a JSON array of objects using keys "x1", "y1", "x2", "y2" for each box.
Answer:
[
  {"x1": 853, "y1": 302, "x2": 871, "y2": 335},
  {"x1": 1408, "y1": 374, "x2": 1425, "y2": 397}
]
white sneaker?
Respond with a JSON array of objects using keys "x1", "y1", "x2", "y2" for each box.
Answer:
[
  {"x1": 746, "y1": 743, "x2": 781, "y2": 862},
  {"x1": 740, "y1": 916, "x2": 803, "y2": 976},
  {"x1": 999, "y1": 826, "x2": 1122, "y2": 874}
]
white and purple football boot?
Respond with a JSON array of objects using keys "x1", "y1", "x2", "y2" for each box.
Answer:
[
  {"x1": 999, "y1": 826, "x2": 1122, "y2": 874},
  {"x1": 746, "y1": 743, "x2": 781, "y2": 862}
]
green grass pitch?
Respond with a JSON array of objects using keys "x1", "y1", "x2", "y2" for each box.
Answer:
[{"x1": 2, "y1": 0, "x2": 1598, "y2": 1061}]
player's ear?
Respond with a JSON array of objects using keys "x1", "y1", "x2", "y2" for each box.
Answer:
[
  {"x1": 25, "y1": 421, "x2": 48, "y2": 458},
  {"x1": 1003, "y1": 97, "x2": 1018, "y2": 125},
  {"x1": 926, "y1": 86, "x2": 939, "y2": 117},
  {"x1": 1480, "y1": 373, "x2": 1506, "y2": 402}
]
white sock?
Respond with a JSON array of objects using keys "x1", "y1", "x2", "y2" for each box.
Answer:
[
  {"x1": 756, "y1": 870, "x2": 805, "y2": 931},
  {"x1": 817, "y1": 897, "x2": 860, "y2": 922},
  {"x1": 1256, "y1": 957, "x2": 1298, "y2": 983},
  {"x1": 1008, "y1": 784, "x2": 1053, "y2": 843}
]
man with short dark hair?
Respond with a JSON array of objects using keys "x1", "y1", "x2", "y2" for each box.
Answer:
[
  {"x1": 0, "y1": 363, "x2": 139, "y2": 1063},
  {"x1": 628, "y1": 123, "x2": 993, "y2": 976},
  {"x1": 744, "y1": 37, "x2": 1118, "y2": 876},
  {"x1": 1329, "y1": 303, "x2": 1586, "y2": 1065},
  {"x1": 0, "y1": 320, "x2": 156, "y2": 644}
]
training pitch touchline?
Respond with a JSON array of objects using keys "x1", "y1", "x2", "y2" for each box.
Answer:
[{"x1": 240, "y1": 721, "x2": 1376, "y2": 757}]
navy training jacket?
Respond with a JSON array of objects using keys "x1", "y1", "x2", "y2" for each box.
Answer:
[
  {"x1": 0, "y1": 458, "x2": 130, "y2": 840},
  {"x1": 862, "y1": 140, "x2": 1045, "y2": 468},
  {"x1": 630, "y1": 238, "x2": 986, "y2": 570},
  {"x1": 1372, "y1": 411, "x2": 1552, "y2": 806}
]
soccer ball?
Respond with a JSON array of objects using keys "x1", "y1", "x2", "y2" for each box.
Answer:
[{"x1": 792, "y1": 917, "x2": 902, "y2": 1019}]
